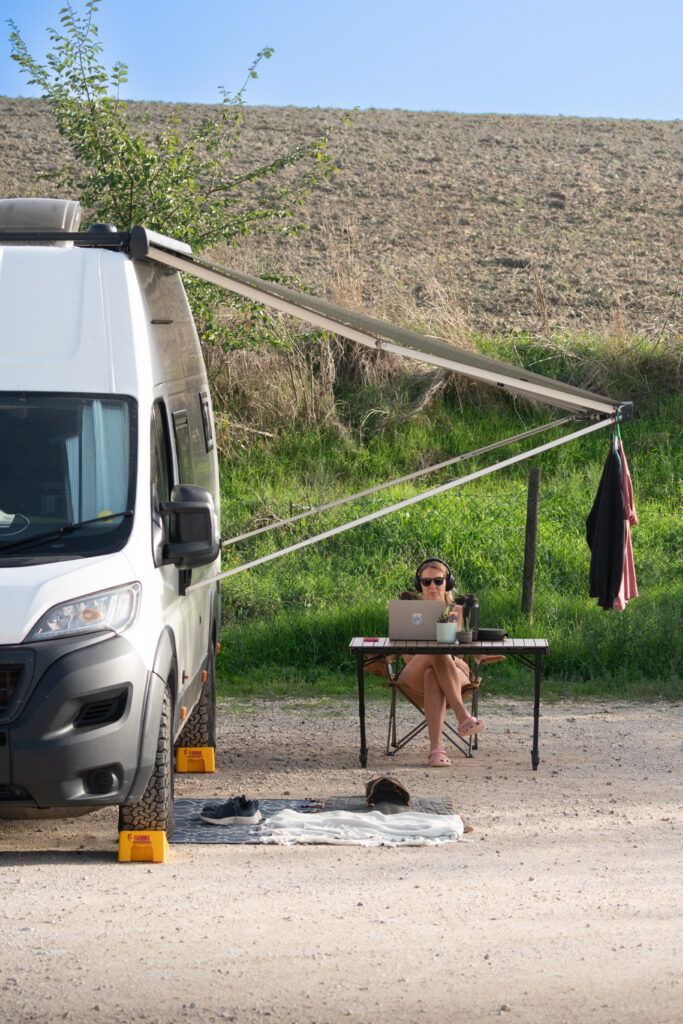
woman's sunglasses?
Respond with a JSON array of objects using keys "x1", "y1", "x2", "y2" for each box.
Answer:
[{"x1": 420, "y1": 576, "x2": 445, "y2": 587}]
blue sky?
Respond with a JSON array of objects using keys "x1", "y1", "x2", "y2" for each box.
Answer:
[{"x1": 0, "y1": 0, "x2": 680, "y2": 119}]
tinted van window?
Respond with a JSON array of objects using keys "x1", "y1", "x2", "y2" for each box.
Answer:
[{"x1": 0, "y1": 393, "x2": 136, "y2": 560}]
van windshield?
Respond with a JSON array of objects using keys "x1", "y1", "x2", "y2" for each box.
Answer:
[{"x1": 0, "y1": 393, "x2": 136, "y2": 561}]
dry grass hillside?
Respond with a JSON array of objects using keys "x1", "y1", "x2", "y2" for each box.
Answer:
[{"x1": 0, "y1": 96, "x2": 681, "y2": 341}]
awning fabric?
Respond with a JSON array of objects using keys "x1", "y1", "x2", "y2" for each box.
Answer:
[{"x1": 132, "y1": 228, "x2": 625, "y2": 417}]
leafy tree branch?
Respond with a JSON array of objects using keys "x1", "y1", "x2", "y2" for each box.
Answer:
[{"x1": 8, "y1": 0, "x2": 349, "y2": 346}]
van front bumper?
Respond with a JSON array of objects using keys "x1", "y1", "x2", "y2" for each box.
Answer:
[{"x1": 0, "y1": 634, "x2": 164, "y2": 809}]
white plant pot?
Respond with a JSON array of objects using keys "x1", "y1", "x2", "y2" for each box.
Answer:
[{"x1": 435, "y1": 621, "x2": 458, "y2": 643}]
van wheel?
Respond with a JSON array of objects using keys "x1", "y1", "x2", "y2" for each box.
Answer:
[
  {"x1": 177, "y1": 641, "x2": 217, "y2": 749},
  {"x1": 119, "y1": 685, "x2": 174, "y2": 839}
]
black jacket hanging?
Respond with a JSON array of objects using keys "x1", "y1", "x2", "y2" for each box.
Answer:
[{"x1": 586, "y1": 438, "x2": 625, "y2": 609}]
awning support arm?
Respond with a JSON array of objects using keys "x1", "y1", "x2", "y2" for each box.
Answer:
[
  {"x1": 187, "y1": 415, "x2": 616, "y2": 592},
  {"x1": 223, "y1": 415, "x2": 575, "y2": 547}
]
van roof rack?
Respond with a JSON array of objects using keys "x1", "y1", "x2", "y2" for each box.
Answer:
[
  {"x1": 0, "y1": 226, "x2": 192, "y2": 257},
  {"x1": 0, "y1": 199, "x2": 191, "y2": 255},
  {"x1": 0, "y1": 228, "x2": 131, "y2": 248}
]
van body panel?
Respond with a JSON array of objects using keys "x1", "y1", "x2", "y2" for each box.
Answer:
[
  {"x1": 0, "y1": 247, "x2": 149, "y2": 396},
  {"x1": 0, "y1": 553, "x2": 138, "y2": 646},
  {"x1": 135, "y1": 261, "x2": 204, "y2": 385}
]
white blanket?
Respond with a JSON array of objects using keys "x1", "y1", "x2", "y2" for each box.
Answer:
[{"x1": 259, "y1": 808, "x2": 465, "y2": 846}]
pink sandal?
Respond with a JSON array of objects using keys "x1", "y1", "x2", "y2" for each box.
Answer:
[
  {"x1": 428, "y1": 748, "x2": 452, "y2": 767},
  {"x1": 458, "y1": 716, "x2": 487, "y2": 738}
]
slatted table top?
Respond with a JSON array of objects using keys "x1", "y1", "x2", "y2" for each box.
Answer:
[{"x1": 350, "y1": 636, "x2": 549, "y2": 655}]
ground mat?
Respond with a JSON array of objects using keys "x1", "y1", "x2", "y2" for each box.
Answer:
[{"x1": 171, "y1": 796, "x2": 468, "y2": 845}]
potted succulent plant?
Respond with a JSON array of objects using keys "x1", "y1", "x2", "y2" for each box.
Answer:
[
  {"x1": 436, "y1": 604, "x2": 458, "y2": 643},
  {"x1": 457, "y1": 608, "x2": 473, "y2": 644}
]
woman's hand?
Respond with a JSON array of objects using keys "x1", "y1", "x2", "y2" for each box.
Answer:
[{"x1": 449, "y1": 604, "x2": 463, "y2": 628}]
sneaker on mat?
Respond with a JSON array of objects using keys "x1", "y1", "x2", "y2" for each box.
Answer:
[{"x1": 199, "y1": 795, "x2": 262, "y2": 826}]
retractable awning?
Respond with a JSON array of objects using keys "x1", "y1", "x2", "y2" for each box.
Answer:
[
  {"x1": 130, "y1": 226, "x2": 629, "y2": 419},
  {"x1": 126, "y1": 226, "x2": 632, "y2": 591}
]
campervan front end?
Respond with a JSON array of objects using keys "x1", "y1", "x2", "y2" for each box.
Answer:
[{"x1": 0, "y1": 199, "x2": 221, "y2": 836}]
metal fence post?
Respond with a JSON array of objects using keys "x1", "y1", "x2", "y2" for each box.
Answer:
[{"x1": 522, "y1": 465, "x2": 541, "y2": 620}]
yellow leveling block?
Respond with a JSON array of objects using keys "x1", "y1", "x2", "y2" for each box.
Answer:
[
  {"x1": 118, "y1": 830, "x2": 169, "y2": 863},
  {"x1": 175, "y1": 746, "x2": 216, "y2": 772}
]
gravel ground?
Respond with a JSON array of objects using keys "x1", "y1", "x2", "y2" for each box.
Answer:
[{"x1": 1, "y1": 696, "x2": 681, "y2": 1024}]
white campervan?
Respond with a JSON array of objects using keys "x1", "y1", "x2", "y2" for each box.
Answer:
[{"x1": 0, "y1": 198, "x2": 221, "y2": 837}]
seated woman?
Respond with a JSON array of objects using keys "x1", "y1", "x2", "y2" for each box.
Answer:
[{"x1": 397, "y1": 557, "x2": 486, "y2": 767}]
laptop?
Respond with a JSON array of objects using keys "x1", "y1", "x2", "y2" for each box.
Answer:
[{"x1": 388, "y1": 599, "x2": 445, "y2": 640}]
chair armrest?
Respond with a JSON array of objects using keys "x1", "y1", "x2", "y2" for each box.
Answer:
[
  {"x1": 364, "y1": 654, "x2": 397, "y2": 681},
  {"x1": 471, "y1": 653, "x2": 506, "y2": 684}
]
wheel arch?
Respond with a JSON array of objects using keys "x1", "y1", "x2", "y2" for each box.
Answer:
[
  {"x1": 207, "y1": 581, "x2": 221, "y2": 653},
  {"x1": 120, "y1": 629, "x2": 178, "y2": 804},
  {"x1": 151, "y1": 626, "x2": 179, "y2": 706}
]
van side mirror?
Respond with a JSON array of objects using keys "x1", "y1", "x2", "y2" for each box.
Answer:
[{"x1": 160, "y1": 484, "x2": 220, "y2": 569}]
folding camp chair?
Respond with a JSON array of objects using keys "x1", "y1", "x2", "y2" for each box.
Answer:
[{"x1": 364, "y1": 653, "x2": 504, "y2": 759}]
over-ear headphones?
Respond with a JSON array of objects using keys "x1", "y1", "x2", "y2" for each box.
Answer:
[{"x1": 413, "y1": 558, "x2": 456, "y2": 592}]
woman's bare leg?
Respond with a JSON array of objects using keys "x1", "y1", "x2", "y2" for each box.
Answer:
[
  {"x1": 423, "y1": 667, "x2": 447, "y2": 750},
  {"x1": 430, "y1": 656, "x2": 474, "y2": 727},
  {"x1": 400, "y1": 653, "x2": 478, "y2": 730},
  {"x1": 395, "y1": 659, "x2": 445, "y2": 751}
]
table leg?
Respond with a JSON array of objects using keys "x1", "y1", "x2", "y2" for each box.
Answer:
[
  {"x1": 356, "y1": 653, "x2": 368, "y2": 767},
  {"x1": 532, "y1": 652, "x2": 541, "y2": 770}
]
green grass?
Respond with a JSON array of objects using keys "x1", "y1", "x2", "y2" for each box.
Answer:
[{"x1": 215, "y1": 334, "x2": 682, "y2": 702}]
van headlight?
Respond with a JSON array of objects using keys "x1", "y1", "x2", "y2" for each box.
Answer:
[{"x1": 26, "y1": 583, "x2": 141, "y2": 641}]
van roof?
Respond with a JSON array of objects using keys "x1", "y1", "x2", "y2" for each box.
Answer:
[{"x1": 0, "y1": 244, "x2": 146, "y2": 395}]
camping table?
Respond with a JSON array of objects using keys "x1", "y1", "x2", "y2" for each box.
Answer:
[{"x1": 349, "y1": 637, "x2": 549, "y2": 771}]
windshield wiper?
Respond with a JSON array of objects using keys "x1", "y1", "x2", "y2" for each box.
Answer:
[{"x1": 0, "y1": 510, "x2": 134, "y2": 554}]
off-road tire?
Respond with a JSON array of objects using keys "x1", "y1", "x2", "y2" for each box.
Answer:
[
  {"x1": 118, "y1": 685, "x2": 174, "y2": 838},
  {"x1": 176, "y1": 642, "x2": 217, "y2": 749}
]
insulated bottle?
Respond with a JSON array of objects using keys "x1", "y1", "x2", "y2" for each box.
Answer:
[{"x1": 463, "y1": 594, "x2": 479, "y2": 639}]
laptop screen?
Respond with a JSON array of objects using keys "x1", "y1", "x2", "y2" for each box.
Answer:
[{"x1": 387, "y1": 599, "x2": 445, "y2": 640}]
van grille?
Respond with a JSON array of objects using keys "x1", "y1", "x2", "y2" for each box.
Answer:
[
  {"x1": 74, "y1": 691, "x2": 128, "y2": 728},
  {"x1": 0, "y1": 666, "x2": 22, "y2": 714}
]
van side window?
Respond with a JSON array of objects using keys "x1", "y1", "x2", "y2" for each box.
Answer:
[
  {"x1": 171, "y1": 409, "x2": 192, "y2": 483},
  {"x1": 151, "y1": 401, "x2": 173, "y2": 507}
]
